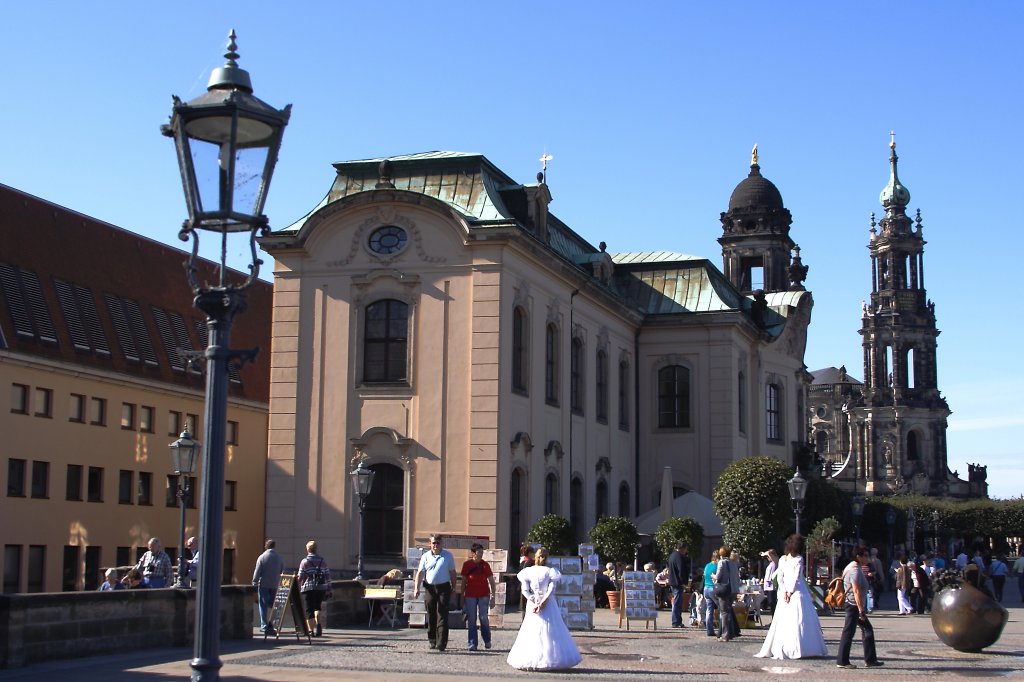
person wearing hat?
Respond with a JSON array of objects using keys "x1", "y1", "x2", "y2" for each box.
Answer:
[
  {"x1": 761, "y1": 549, "x2": 778, "y2": 614},
  {"x1": 461, "y1": 543, "x2": 497, "y2": 651}
]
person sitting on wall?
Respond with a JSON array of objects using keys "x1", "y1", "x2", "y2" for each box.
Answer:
[{"x1": 99, "y1": 568, "x2": 124, "y2": 590}]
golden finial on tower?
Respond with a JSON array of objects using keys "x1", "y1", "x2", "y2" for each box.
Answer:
[
  {"x1": 751, "y1": 143, "x2": 759, "y2": 166},
  {"x1": 890, "y1": 130, "x2": 896, "y2": 149}
]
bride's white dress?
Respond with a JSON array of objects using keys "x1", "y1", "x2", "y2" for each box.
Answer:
[
  {"x1": 754, "y1": 554, "x2": 828, "y2": 660},
  {"x1": 507, "y1": 565, "x2": 582, "y2": 670}
]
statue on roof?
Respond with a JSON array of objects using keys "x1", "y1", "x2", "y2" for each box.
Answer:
[{"x1": 751, "y1": 143, "x2": 759, "y2": 166}]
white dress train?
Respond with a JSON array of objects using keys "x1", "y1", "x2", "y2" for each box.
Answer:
[
  {"x1": 507, "y1": 565, "x2": 583, "y2": 671},
  {"x1": 754, "y1": 554, "x2": 829, "y2": 660}
]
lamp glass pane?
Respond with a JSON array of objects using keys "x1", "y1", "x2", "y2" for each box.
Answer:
[{"x1": 233, "y1": 144, "x2": 270, "y2": 216}]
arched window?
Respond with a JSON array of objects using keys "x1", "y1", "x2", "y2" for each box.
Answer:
[
  {"x1": 545, "y1": 324, "x2": 559, "y2": 405},
  {"x1": 364, "y1": 299, "x2": 408, "y2": 383},
  {"x1": 595, "y1": 479, "x2": 608, "y2": 523},
  {"x1": 907, "y1": 431, "x2": 919, "y2": 460},
  {"x1": 570, "y1": 337, "x2": 584, "y2": 414},
  {"x1": 595, "y1": 349, "x2": 608, "y2": 423},
  {"x1": 364, "y1": 463, "x2": 404, "y2": 559},
  {"x1": 512, "y1": 307, "x2": 528, "y2": 394},
  {"x1": 544, "y1": 472, "x2": 559, "y2": 515},
  {"x1": 618, "y1": 359, "x2": 630, "y2": 430},
  {"x1": 618, "y1": 482, "x2": 630, "y2": 517},
  {"x1": 569, "y1": 477, "x2": 583, "y2": 541},
  {"x1": 816, "y1": 429, "x2": 829, "y2": 455},
  {"x1": 657, "y1": 365, "x2": 690, "y2": 428},
  {"x1": 738, "y1": 371, "x2": 746, "y2": 434},
  {"x1": 765, "y1": 382, "x2": 781, "y2": 441},
  {"x1": 510, "y1": 468, "x2": 525, "y2": 546}
]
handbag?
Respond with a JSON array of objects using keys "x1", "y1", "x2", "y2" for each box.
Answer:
[{"x1": 713, "y1": 561, "x2": 732, "y2": 599}]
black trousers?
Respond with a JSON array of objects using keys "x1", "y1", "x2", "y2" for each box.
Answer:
[
  {"x1": 424, "y1": 582, "x2": 452, "y2": 649},
  {"x1": 836, "y1": 603, "x2": 878, "y2": 665}
]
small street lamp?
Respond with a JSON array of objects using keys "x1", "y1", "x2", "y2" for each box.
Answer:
[
  {"x1": 162, "y1": 29, "x2": 290, "y2": 682},
  {"x1": 787, "y1": 468, "x2": 808, "y2": 535},
  {"x1": 907, "y1": 507, "x2": 916, "y2": 555},
  {"x1": 932, "y1": 509, "x2": 940, "y2": 555},
  {"x1": 851, "y1": 495, "x2": 866, "y2": 542},
  {"x1": 349, "y1": 460, "x2": 376, "y2": 580},
  {"x1": 169, "y1": 431, "x2": 200, "y2": 588}
]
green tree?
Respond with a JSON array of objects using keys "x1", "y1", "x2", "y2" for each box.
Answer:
[
  {"x1": 526, "y1": 514, "x2": 575, "y2": 556},
  {"x1": 588, "y1": 516, "x2": 640, "y2": 564},
  {"x1": 807, "y1": 516, "x2": 841, "y2": 562},
  {"x1": 713, "y1": 456, "x2": 792, "y2": 557},
  {"x1": 654, "y1": 516, "x2": 704, "y2": 563}
]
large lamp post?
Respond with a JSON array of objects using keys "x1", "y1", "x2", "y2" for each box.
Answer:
[
  {"x1": 349, "y1": 460, "x2": 376, "y2": 580},
  {"x1": 931, "y1": 509, "x2": 940, "y2": 555},
  {"x1": 851, "y1": 495, "x2": 866, "y2": 543},
  {"x1": 169, "y1": 430, "x2": 200, "y2": 588},
  {"x1": 162, "y1": 30, "x2": 290, "y2": 682},
  {"x1": 787, "y1": 468, "x2": 808, "y2": 536}
]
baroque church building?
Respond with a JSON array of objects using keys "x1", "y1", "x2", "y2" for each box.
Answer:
[
  {"x1": 259, "y1": 149, "x2": 814, "y2": 573},
  {"x1": 809, "y1": 141, "x2": 985, "y2": 500}
]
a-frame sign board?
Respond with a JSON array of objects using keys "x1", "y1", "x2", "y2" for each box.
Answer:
[{"x1": 266, "y1": 572, "x2": 312, "y2": 643}]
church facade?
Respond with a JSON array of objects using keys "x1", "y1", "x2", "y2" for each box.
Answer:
[
  {"x1": 808, "y1": 141, "x2": 985, "y2": 499},
  {"x1": 259, "y1": 150, "x2": 814, "y2": 573}
]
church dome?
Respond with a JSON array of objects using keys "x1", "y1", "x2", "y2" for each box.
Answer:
[
  {"x1": 879, "y1": 140, "x2": 911, "y2": 209},
  {"x1": 728, "y1": 163, "x2": 784, "y2": 211}
]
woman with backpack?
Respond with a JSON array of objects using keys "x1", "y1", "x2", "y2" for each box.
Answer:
[{"x1": 298, "y1": 540, "x2": 332, "y2": 637}]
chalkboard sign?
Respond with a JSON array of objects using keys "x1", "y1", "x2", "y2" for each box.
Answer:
[{"x1": 267, "y1": 573, "x2": 311, "y2": 642}]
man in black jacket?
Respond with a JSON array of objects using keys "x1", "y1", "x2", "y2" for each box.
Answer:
[{"x1": 668, "y1": 542, "x2": 691, "y2": 628}]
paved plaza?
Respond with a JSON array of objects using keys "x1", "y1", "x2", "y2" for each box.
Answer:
[{"x1": 2, "y1": 586, "x2": 1021, "y2": 681}]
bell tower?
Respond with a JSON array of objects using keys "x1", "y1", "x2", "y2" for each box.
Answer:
[{"x1": 856, "y1": 135, "x2": 950, "y2": 494}]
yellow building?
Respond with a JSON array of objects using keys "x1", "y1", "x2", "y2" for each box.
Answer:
[
  {"x1": 259, "y1": 151, "x2": 813, "y2": 574},
  {"x1": 0, "y1": 183, "x2": 271, "y2": 592}
]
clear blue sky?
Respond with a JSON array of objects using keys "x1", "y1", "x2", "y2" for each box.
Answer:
[{"x1": 2, "y1": 2, "x2": 1020, "y2": 499}]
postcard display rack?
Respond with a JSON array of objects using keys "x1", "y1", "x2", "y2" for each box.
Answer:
[
  {"x1": 548, "y1": 545, "x2": 596, "y2": 630},
  {"x1": 620, "y1": 570, "x2": 658, "y2": 630}
]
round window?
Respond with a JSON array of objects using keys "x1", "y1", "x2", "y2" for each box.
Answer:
[{"x1": 368, "y1": 225, "x2": 408, "y2": 255}]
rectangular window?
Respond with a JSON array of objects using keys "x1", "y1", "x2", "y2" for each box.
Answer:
[
  {"x1": 116, "y1": 546, "x2": 131, "y2": 568},
  {"x1": 168, "y1": 410, "x2": 182, "y2": 436},
  {"x1": 766, "y1": 383, "x2": 781, "y2": 441},
  {"x1": 62, "y1": 545, "x2": 80, "y2": 591},
  {"x1": 69, "y1": 393, "x2": 85, "y2": 422},
  {"x1": 87, "y1": 466, "x2": 103, "y2": 502},
  {"x1": 618, "y1": 360, "x2": 630, "y2": 431},
  {"x1": 7, "y1": 458, "x2": 26, "y2": 497},
  {"x1": 118, "y1": 470, "x2": 134, "y2": 504},
  {"x1": 186, "y1": 413, "x2": 199, "y2": 434},
  {"x1": 66, "y1": 464, "x2": 83, "y2": 501},
  {"x1": 27, "y1": 545, "x2": 46, "y2": 593},
  {"x1": 226, "y1": 420, "x2": 239, "y2": 445},
  {"x1": 11, "y1": 383, "x2": 29, "y2": 414},
  {"x1": 89, "y1": 397, "x2": 106, "y2": 426},
  {"x1": 30, "y1": 461, "x2": 49, "y2": 498},
  {"x1": 33, "y1": 387, "x2": 52, "y2": 418},
  {"x1": 225, "y1": 480, "x2": 237, "y2": 511},
  {"x1": 120, "y1": 402, "x2": 135, "y2": 430},
  {"x1": 137, "y1": 471, "x2": 152, "y2": 506},
  {"x1": 167, "y1": 475, "x2": 197, "y2": 508},
  {"x1": 4, "y1": 545, "x2": 22, "y2": 593},
  {"x1": 84, "y1": 546, "x2": 101, "y2": 591},
  {"x1": 139, "y1": 406, "x2": 154, "y2": 433}
]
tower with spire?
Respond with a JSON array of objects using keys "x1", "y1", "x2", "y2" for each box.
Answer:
[{"x1": 848, "y1": 136, "x2": 982, "y2": 497}]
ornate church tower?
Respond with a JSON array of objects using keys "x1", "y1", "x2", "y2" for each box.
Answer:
[
  {"x1": 855, "y1": 136, "x2": 952, "y2": 495},
  {"x1": 719, "y1": 146, "x2": 807, "y2": 294}
]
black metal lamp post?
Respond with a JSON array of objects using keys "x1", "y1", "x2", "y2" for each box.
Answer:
[
  {"x1": 169, "y1": 431, "x2": 200, "y2": 588},
  {"x1": 885, "y1": 507, "x2": 897, "y2": 563},
  {"x1": 349, "y1": 460, "x2": 376, "y2": 580},
  {"x1": 851, "y1": 495, "x2": 865, "y2": 543},
  {"x1": 787, "y1": 468, "x2": 808, "y2": 536},
  {"x1": 162, "y1": 30, "x2": 289, "y2": 682},
  {"x1": 932, "y1": 509, "x2": 940, "y2": 555}
]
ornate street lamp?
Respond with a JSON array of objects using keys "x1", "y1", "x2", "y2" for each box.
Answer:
[
  {"x1": 851, "y1": 494, "x2": 866, "y2": 542},
  {"x1": 162, "y1": 30, "x2": 290, "y2": 682},
  {"x1": 169, "y1": 430, "x2": 200, "y2": 588},
  {"x1": 787, "y1": 468, "x2": 808, "y2": 536},
  {"x1": 349, "y1": 460, "x2": 376, "y2": 580}
]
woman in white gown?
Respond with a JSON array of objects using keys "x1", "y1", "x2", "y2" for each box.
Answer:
[
  {"x1": 507, "y1": 548, "x2": 583, "y2": 671},
  {"x1": 754, "y1": 534, "x2": 828, "y2": 660}
]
